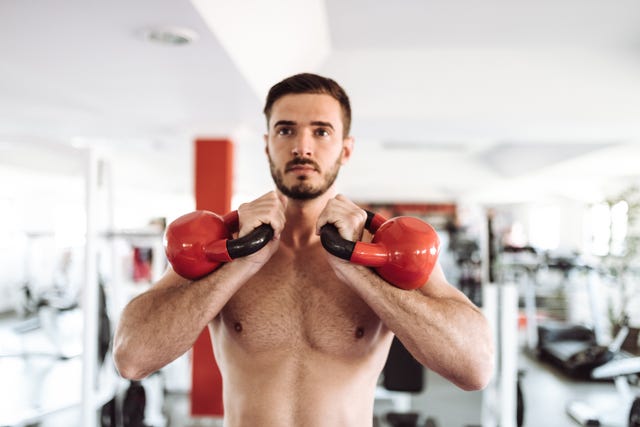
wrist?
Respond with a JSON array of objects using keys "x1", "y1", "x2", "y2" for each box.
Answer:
[
  {"x1": 328, "y1": 257, "x2": 370, "y2": 284},
  {"x1": 228, "y1": 255, "x2": 267, "y2": 277}
]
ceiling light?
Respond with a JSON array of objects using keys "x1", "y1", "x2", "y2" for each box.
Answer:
[{"x1": 142, "y1": 26, "x2": 199, "y2": 46}]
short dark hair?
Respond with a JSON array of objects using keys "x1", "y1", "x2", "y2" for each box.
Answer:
[{"x1": 263, "y1": 73, "x2": 352, "y2": 137}]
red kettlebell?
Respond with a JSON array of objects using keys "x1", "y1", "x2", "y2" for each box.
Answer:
[
  {"x1": 164, "y1": 210, "x2": 274, "y2": 280},
  {"x1": 320, "y1": 211, "x2": 440, "y2": 290}
]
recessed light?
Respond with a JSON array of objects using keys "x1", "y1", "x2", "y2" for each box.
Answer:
[{"x1": 142, "y1": 26, "x2": 199, "y2": 46}]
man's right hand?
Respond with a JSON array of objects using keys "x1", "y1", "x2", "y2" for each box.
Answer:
[{"x1": 234, "y1": 191, "x2": 287, "y2": 268}]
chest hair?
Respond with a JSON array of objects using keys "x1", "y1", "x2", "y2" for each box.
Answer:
[{"x1": 218, "y1": 244, "x2": 384, "y2": 357}]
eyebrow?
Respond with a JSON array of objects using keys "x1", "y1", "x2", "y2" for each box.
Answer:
[
  {"x1": 273, "y1": 120, "x2": 296, "y2": 128},
  {"x1": 272, "y1": 120, "x2": 335, "y2": 130},
  {"x1": 311, "y1": 121, "x2": 334, "y2": 130}
]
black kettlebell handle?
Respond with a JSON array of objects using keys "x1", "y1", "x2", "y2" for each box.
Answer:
[
  {"x1": 219, "y1": 210, "x2": 274, "y2": 259},
  {"x1": 320, "y1": 210, "x2": 385, "y2": 261},
  {"x1": 227, "y1": 224, "x2": 274, "y2": 258}
]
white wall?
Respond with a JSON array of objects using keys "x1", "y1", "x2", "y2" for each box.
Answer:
[{"x1": 0, "y1": 145, "x2": 194, "y2": 314}]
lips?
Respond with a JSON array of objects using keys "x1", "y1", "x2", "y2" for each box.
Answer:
[
  {"x1": 285, "y1": 160, "x2": 319, "y2": 173},
  {"x1": 287, "y1": 165, "x2": 316, "y2": 172}
]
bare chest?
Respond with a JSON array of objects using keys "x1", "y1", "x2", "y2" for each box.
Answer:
[{"x1": 217, "y1": 245, "x2": 385, "y2": 358}]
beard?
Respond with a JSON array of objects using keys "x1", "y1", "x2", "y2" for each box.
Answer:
[{"x1": 269, "y1": 155, "x2": 342, "y2": 200}]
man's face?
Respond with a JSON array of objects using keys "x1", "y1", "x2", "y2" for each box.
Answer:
[{"x1": 264, "y1": 93, "x2": 353, "y2": 200}]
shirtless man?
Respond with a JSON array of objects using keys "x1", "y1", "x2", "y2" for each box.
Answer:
[{"x1": 113, "y1": 73, "x2": 494, "y2": 426}]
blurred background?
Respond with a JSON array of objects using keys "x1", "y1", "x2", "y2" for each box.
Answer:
[{"x1": 1, "y1": 1, "x2": 640, "y2": 426}]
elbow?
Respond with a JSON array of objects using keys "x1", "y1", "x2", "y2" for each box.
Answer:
[
  {"x1": 462, "y1": 317, "x2": 496, "y2": 391},
  {"x1": 113, "y1": 339, "x2": 152, "y2": 381},
  {"x1": 455, "y1": 361, "x2": 494, "y2": 391},
  {"x1": 440, "y1": 364, "x2": 493, "y2": 392},
  {"x1": 115, "y1": 363, "x2": 150, "y2": 382},
  {"x1": 459, "y1": 365, "x2": 493, "y2": 391},
  {"x1": 461, "y1": 342, "x2": 495, "y2": 391}
]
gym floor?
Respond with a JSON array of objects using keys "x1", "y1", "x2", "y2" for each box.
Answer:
[{"x1": 0, "y1": 311, "x2": 635, "y2": 427}]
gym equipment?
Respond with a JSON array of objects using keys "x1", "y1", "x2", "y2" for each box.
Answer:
[
  {"x1": 98, "y1": 280, "x2": 111, "y2": 368},
  {"x1": 122, "y1": 380, "x2": 147, "y2": 427},
  {"x1": 164, "y1": 210, "x2": 274, "y2": 280},
  {"x1": 566, "y1": 326, "x2": 640, "y2": 427},
  {"x1": 499, "y1": 245, "x2": 540, "y2": 352},
  {"x1": 566, "y1": 400, "x2": 601, "y2": 426},
  {"x1": 630, "y1": 396, "x2": 640, "y2": 427},
  {"x1": 376, "y1": 337, "x2": 440, "y2": 427},
  {"x1": 538, "y1": 322, "x2": 613, "y2": 379},
  {"x1": 320, "y1": 211, "x2": 440, "y2": 290},
  {"x1": 516, "y1": 376, "x2": 524, "y2": 427},
  {"x1": 536, "y1": 254, "x2": 611, "y2": 379},
  {"x1": 384, "y1": 337, "x2": 424, "y2": 393},
  {"x1": 100, "y1": 397, "x2": 117, "y2": 427}
]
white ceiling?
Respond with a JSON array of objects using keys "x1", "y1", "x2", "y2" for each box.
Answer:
[{"x1": 1, "y1": 0, "x2": 640, "y2": 206}]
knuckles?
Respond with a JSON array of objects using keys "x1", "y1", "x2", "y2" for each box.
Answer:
[
  {"x1": 321, "y1": 195, "x2": 367, "y2": 241},
  {"x1": 238, "y1": 192, "x2": 285, "y2": 236}
]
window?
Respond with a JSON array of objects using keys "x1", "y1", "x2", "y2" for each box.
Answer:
[
  {"x1": 529, "y1": 205, "x2": 560, "y2": 250},
  {"x1": 586, "y1": 201, "x2": 628, "y2": 256},
  {"x1": 610, "y1": 201, "x2": 629, "y2": 256}
]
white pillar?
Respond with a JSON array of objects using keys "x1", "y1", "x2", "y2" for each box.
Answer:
[
  {"x1": 482, "y1": 283, "x2": 519, "y2": 427},
  {"x1": 81, "y1": 147, "x2": 100, "y2": 427},
  {"x1": 499, "y1": 283, "x2": 519, "y2": 427},
  {"x1": 586, "y1": 269, "x2": 606, "y2": 345},
  {"x1": 480, "y1": 208, "x2": 518, "y2": 427}
]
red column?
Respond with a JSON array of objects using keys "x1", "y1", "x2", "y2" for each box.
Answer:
[{"x1": 191, "y1": 138, "x2": 233, "y2": 416}]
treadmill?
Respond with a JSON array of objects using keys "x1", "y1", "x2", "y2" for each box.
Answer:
[
  {"x1": 536, "y1": 253, "x2": 612, "y2": 379},
  {"x1": 538, "y1": 321, "x2": 612, "y2": 379}
]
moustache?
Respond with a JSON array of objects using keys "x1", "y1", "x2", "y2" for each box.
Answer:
[{"x1": 285, "y1": 158, "x2": 320, "y2": 172}]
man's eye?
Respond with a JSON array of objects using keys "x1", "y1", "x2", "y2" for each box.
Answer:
[
  {"x1": 277, "y1": 128, "x2": 293, "y2": 136},
  {"x1": 315, "y1": 129, "x2": 330, "y2": 137}
]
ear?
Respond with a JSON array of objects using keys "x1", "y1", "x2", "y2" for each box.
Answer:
[
  {"x1": 340, "y1": 136, "x2": 354, "y2": 165},
  {"x1": 264, "y1": 133, "x2": 269, "y2": 156}
]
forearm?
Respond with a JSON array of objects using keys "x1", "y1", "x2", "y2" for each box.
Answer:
[
  {"x1": 337, "y1": 265, "x2": 494, "y2": 390},
  {"x1": 113, "y1": 261, "x2": 255, "y2": 379}
]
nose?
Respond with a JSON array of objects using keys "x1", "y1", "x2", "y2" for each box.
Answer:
[{"x1": 291, "y1": 131, "x2": 313, "y2": 157}]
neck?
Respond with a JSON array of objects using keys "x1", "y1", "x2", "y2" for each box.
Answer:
[{"x1": 279, "y1": 188, "x2": 337, "y2": 248}]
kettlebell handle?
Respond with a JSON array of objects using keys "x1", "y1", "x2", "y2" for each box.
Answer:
[
  {"x1": 226, "y1": 224, "x2": 274, "y2": 259},
  {"x1": 319, "y1": 210, "x2": 387, "y2": 264},
  {"x1": 217, "y1": 211, "x2": 275, "y2": 260}
]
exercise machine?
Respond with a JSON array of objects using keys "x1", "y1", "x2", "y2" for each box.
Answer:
[
  {"x1": 524, "y1": 252, "x2": 610, "y2": 379},
  {"x1": 374, "y1": 337, "x2": 440, "y2": 427},
  {"x1": 498, "y1": 245, "x2": 541, "y2": 353},
  {"x1": 566, "y1": 324, "x2": 640, "y2": 426}
]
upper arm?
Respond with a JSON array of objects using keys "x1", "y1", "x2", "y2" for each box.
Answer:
[
  {"x1": 156, "y1": 267, "x2": 191, "y2": 289},
  {"x1": 133, "y1": 266, "x2": 191, "y2": 299},
  {"x1": 416, "y1": 262, "x2": 471, "y2": 304}
]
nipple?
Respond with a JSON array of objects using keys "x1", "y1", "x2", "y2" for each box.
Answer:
[{"x1": 355, "y1": 327, "x2": 365, "y2": 339}]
